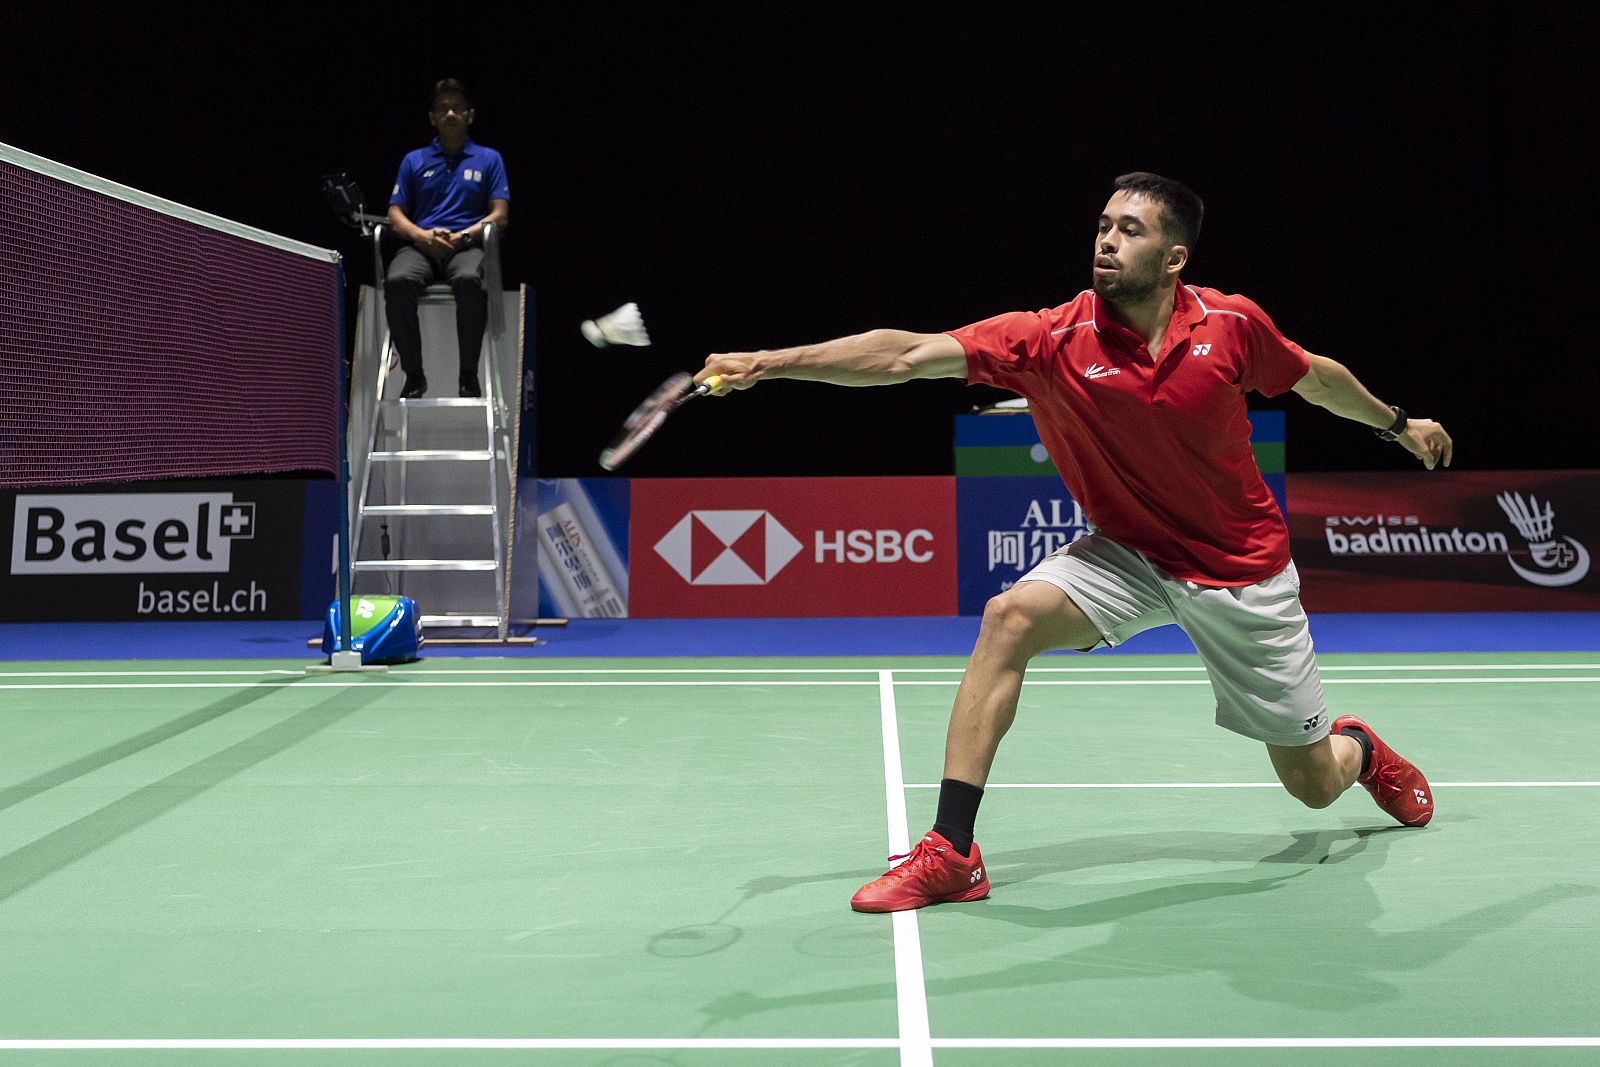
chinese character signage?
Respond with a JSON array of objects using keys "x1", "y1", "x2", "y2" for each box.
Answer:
[{"x1": 955, "y1": 477, "x2": 1090, "y2": 614}]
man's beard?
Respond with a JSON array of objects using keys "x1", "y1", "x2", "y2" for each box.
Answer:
[{"x1": 1092, "y1": 265, "x2": 1162, "y2": 305}]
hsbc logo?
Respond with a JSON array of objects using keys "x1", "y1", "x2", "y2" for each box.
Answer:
[
  {"x1": 653, "y1": 510, "x2": 939, "y2": 586},
  {"x1": 654, "y1": 510, "x2": 804, "y2": 585},
  {"x1": 631, "y1": 478, "x2": 955, "y2": 616}
]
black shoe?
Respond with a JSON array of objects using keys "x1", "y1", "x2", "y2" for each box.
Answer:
[
  {"x1": 459, "y1": 379, "x2": 481, "y2": 398},
  {"x1": 400, "y1": 375, "x2": 427, "y2": 400}
]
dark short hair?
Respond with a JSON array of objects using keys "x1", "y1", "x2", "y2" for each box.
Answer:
[
  {"x1": 1111, "y1": 172, "x2": 1203, "y2": 250},
  {"x1": 430, "y1": 78, "x2": 472, "y2": 109}
]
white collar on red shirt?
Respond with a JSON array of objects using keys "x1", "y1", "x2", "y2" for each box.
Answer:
[{"x1": 1088, "y1": 281, "x2": 1207, "y2": 340}]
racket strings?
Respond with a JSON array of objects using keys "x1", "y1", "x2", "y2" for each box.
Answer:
[{"x1": 599, "y1": 372, "x2": 697, "y2": 470}]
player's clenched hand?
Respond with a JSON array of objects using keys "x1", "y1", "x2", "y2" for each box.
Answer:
[
  {"x1": 1399, "y1": 417, "x2": 1453, "y2": 470},
  {"x1": 696, "y1": 354, "x2": 763, "y2": 394}
]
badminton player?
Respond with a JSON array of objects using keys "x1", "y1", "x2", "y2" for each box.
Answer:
[{"x1": 695, "y1": 172, "x2": 1454, "y2": 913}]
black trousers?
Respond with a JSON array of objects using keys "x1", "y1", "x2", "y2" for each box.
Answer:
[{"x1": 383, "y1": 245, "x2": 488, "y2": 386}]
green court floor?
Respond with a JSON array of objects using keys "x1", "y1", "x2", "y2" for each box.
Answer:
[{"x1": 1, "y1": 653, "x2": 1596, "y2": 1065}]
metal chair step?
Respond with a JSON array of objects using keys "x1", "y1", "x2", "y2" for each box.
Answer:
[
  {"x1": 420, "y1": 614, "x2": 503, "y2": 628},
  {"x1": 353, "y1": 559, "x2": 499, "y2": 571},
  {"x1": 370, "y1": 449, "x2": 493, "y2": 461},
  {"x1": 385, "y1": 397, "x2": 489, "y2": 408},
  {"x1": 362, "y1": 504, "x2": 495, "y2": 516}
]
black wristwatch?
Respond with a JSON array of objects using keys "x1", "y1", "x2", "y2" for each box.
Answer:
[{"x1": 1374, "y1": 405, "x2": 1408, "y2": 441}]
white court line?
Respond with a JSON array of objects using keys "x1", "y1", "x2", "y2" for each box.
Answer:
[
  {"x1": 877, "y1": 670, "x2": 932, "y2": 1067},
  {"x1": 900, "y1": 677, "x2": 1600, "y2": 686},
  {"x1": 0, "y1": 670, "x2": 303, "y2": 678},
  {"x1": 4, "y1": 676, "x2": 1599, "y2": 691},
  {"x1": 906, "y1": 781, "x2": 1600, "y2": 789},
  {"x1": 3, "y1": 662, "x2": 1595, "y2": 680},
  {"x1": 292, "y1": 661, "x2": 1600, "y2": 674},
  {"x1": 0, "y1": 680, "x2": 900, "y2": 692},
  {"x1": 0, "y1": 1049, "x2": 896, "y2": 1055},
  {"x1": 937, "y1": 1038, "x2": 1600, "y2": 1048},
  {"x1": 0, "y1": 1037, "x2": 1595, "y2": 1051}
]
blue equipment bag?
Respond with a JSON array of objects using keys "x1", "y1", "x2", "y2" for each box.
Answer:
[{"x1": 321, "y1": 595, "x2": 423, "y2": 664}]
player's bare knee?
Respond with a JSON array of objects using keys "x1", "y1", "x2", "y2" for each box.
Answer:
[{"x1": 979, "y1": 592, "x2": 1043, "y2": 653}]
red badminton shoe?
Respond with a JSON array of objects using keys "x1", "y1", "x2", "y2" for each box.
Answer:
[
  {"x1": 851, "y1": 831, "x2": 990, "y2": 913},
  {"x1": 1333, "y1": 714, "x2": 1434, "y2": 827}
]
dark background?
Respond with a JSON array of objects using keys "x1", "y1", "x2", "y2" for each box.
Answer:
[{"x1": 5, "y1": 3, "x2": 1597, "y2": 478}]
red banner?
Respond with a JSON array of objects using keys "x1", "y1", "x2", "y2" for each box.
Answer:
[
  {"x1": 1287, "y1": 470, "x2": 1600, "y2": 611},
  {"x1": 629, "y1": 478, "x2": 957, "y2": 617}
]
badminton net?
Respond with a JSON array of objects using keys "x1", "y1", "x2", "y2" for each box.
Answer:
[{"x1": 0, "y1": 142, "x2": 341, "y2": 489}]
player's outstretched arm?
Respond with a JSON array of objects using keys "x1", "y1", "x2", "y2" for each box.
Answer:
[
  {"x1": 1291, "y1": 353, "x2": 1453, "y2": 469},
  {"x1": 695, "y1": 330, "x2": 967, "y2": 393}
]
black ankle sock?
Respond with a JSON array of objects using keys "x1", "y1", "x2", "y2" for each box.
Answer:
[
  {"x1": 1339, "y1": 725, "x2": 1373, "y2": 776},
  {"x1": 932, "y1": 778, "x2": 984, "y2": 857}
]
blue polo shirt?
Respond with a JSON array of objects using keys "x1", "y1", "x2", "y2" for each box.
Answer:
[{"x1": 389, "y1": 138, "x2": 510, "y2": 231}]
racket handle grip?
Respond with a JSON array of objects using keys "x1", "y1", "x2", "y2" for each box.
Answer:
[{"x1": 695, "y1": 375, "x2": 724, "y2": 397}]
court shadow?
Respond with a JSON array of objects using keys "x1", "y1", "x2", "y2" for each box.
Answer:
[
  {"x1": 0, "y1": 684, "x2": 384, "y2": 904},
  {"x1": 967, "y1": 826, "x2": 1395, "y2": 931},
  {"x1": 0, "y1": 679, "x2": 298, "y2": 815},
  {"x1": 984, "y1": 825, "x2": 1399, "y2": 893},
  {"x1": 695, "y1": 823, "x2": 1598, "y2": 1025},
  {"x1": 666, "y1": 828, "x2": 1391, "y2": 962},
  {"x1": 645, "y1": 873, "x2": 864, "y2": 960},
  {"x1": 974, "y1": 864, "x2": 1318, "y2": 930}
]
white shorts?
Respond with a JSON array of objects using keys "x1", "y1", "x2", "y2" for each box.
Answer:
[{"x1": 1018, "y1": 533, "x2": 1331, "y2": 746}]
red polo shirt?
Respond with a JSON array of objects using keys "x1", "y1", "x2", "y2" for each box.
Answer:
[{"x1": 949, "y1": 283, "x2": 1309, "y2": 586}]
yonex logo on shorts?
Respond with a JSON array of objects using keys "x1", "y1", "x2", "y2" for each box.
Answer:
[{"x1": 653, "y1": 510, "x2": 803, "y2": 585}]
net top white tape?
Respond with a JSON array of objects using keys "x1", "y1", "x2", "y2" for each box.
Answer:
[{"x1": 0, "y1": 141, "x2": 340, "y2": 264}]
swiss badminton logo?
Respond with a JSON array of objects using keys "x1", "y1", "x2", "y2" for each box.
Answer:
[
  {"x1": 1497, "y1": 491, "x2": 1590, "y2": 587},
  {"x1": 653, "y1": 510, "x2": 803, "y2": 585}
]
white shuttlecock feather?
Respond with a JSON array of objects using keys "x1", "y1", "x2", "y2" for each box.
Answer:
[{"x1": 581, "y1": 302, "x2": 651, "y2": 347}]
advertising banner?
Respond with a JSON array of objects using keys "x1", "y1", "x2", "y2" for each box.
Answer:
[
  {"x1": 954, "y1": 412, "x2": 1061, "y2": 476},
  {"x1": 525, "y1": 478, "x2": 631, "y2": 619},
  {"x1": 1, "y1": 479, "x2": 337, "y2": 621},
  {"x1": 629, "y1": 477, "x2": 956, "y2": 617},
  {"x1": 956, "y1": 477, "x2": 1090, "y2": 614},
  {"x1": 1288, "y1": 470, "x2": 1600, "y2": 611}
]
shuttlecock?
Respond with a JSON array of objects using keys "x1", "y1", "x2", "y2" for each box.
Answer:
[{"x1": 581, "y1": 302, "x2": 651, "y2": 347}]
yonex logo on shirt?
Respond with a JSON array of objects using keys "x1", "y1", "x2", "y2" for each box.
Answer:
[
  {"x1": 1084, "y1": 363, "x2": 1120, "y2": 380},
  {"x1": 1193, "y1": 344, "x2": 1213, "y2": 356}
]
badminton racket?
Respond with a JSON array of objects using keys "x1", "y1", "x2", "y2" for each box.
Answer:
[{"x1": 598, "y1": 372, "x2": 724, "y2": 471}]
